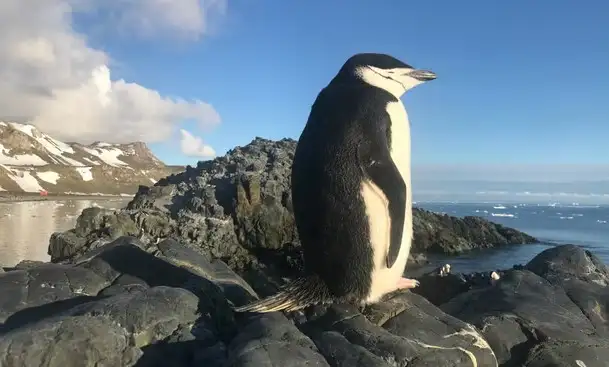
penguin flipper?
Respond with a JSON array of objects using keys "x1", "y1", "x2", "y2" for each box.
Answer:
[{"x1": 357, "y1": 131, "x2": 407, "y2": 269}]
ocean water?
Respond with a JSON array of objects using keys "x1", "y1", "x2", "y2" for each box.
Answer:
[
  {"x1": 1, "y1": 199, "x2": 607, "y2": 275},
  {"x1": 413, "y1": 201, "x2": 609, "y2": 274},
  {"x1": 0, "y1": 199, "x2": 131, "y2": 267}
]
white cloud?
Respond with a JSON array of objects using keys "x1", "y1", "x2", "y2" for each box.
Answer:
[
  {"x1": 91, "y1": 0, "x2": 227, "y2": 40},
  {"x1": 0, "y1": 0, "x2": 223, "y2": 145},
  {"x1": 179, "y1": 129, "x2": 216, "y2": 158}
]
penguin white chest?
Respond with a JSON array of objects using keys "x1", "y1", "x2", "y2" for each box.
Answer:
[{"x1": 360, "y1": 100, "x2": 413, "y2": 304}]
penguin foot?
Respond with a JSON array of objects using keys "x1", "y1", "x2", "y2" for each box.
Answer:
[{"x1": 396, "y1": 277, "x2": 420, "y2": 289}]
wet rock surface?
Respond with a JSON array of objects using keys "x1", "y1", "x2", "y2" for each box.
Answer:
[
  {"x1": 47, "y1": 137, "x2": 537, "y2": 296},
  {"x1": 1, "y1": 237, "x2": 608, "y2": 366}
]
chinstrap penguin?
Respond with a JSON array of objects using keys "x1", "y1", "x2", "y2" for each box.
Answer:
[{"x1": 234, "y1": 53, "x2": 436, "y2": 313}]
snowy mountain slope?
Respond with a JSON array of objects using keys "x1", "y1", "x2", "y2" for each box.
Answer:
[
  {"x1": 0, "y1": 121, "x2": 183, "y2": 195},
  {"x1": 0, "y1": 122, "x2": 165, "y2": 168}
]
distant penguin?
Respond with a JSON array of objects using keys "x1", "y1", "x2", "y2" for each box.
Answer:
[
  {"x1": 490, "y1": 271, "x2": 501, "y2": 285},
  {"x1": 439, "y1": 264, "x2": 452, "y2": 277},
  {"x1": 234, "y1": 53, "x2": 437, "y2": 313}
]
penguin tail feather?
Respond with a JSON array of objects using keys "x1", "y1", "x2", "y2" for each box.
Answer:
[{"x1": 233, "y1": 276, "x2": 332, "y2": 313}]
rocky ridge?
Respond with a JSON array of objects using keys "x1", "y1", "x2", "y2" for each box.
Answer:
[
  {"x1": 48, "y1": 137, "x2": 537, "y2": 295},
  {"x1": 0, "y1": 121, "x2": 183, "y2": 195}
]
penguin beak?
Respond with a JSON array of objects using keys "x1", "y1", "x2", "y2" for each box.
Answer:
[{"x1": 409, "y1": 69, "x2": 437, "y2": 81}]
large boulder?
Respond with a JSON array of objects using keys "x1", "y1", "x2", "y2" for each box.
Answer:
[{"x1": 48, "y1": 138, "x2": 536, "y2": 296}]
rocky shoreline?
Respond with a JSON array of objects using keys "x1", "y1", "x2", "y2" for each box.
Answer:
[
  {"x1": 1, "y1": 236, "x2": 608, "y2": 366},
  {"x1": 4, "y1": 137, "x2": 603, "y2": 366}
]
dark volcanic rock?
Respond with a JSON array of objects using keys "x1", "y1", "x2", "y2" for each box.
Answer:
[
  {"x1": 525, "y1": 244, "x2": 609, "y2": 338},
  {"x1": 48, "y1": 137, "x2": 536, "y2": 296},
  {"x1": 306, "y1": 294, "x2": 498, "y2": 367},
  {"x1": 2, "y1": 236, "x2": 498, "y2": 367},
  {"x1": 0, "y1": 262, "x2": 110, "y2": 324},
  {"x1": 412, "y1": 209, "x2": 537, "y2": 254},
  {"x1": 227, "y1": 312, "x2": 330, "y2": 366},
  {"x1": 0, "y1": 237, "x2": 249, "y2": 366},
  {"x1": 438, "y1": 244, "x2": 609, "y2": 367},
  {"x1": 411, "y1": 265, "x2": 505, "y2": 306},
  {"x1": 4, "y1": 238, "x2": 609, "y2": 366},
  {"x1": 0, "y1": 316, "x2": 142, "y2": 366}
]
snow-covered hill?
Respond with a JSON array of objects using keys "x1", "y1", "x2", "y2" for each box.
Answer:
[{"x1": 0, "y1": 121, "x2": 183, "y2": 195}]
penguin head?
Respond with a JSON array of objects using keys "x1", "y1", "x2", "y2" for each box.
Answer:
[{"x1": 336, "y1": 53, "x2": 436, "y2": 97}]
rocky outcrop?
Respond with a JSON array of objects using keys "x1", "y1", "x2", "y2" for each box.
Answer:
[
  {"x1": 48, "y1": 137, "x2": 537, "y2": 294},
  {"x1": 2, "y1": 237, "x2": 608, "y2": 366},
  {"x1": 412, "y1": 208, "x2": 536, "y2": 254}
]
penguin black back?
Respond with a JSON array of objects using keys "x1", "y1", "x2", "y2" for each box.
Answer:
[{"x1": 291, "y1": 79, "x2": 398, "y2": 300}]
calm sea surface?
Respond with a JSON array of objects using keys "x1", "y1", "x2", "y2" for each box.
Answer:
[
  {"x1": 1, "y1": 199, "x2": 608, "y2": 272},
  {"x1": 415, "y1": 201, "x2": 609, "y2": 273},
  {"x1": 0, "y1": 199, "x2": 131, "y2": 267}
]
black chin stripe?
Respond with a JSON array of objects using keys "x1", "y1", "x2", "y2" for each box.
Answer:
[{"x1": 366, "y1": 67, "x2": 406, "y2": 91}]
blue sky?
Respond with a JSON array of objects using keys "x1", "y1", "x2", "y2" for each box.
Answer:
[
  {"x1": 78, "y1": 0, "x2": 609, "y2": 168},
  {"x1": 3, "y1": 0, "x2": 608, "y2": 201}
]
